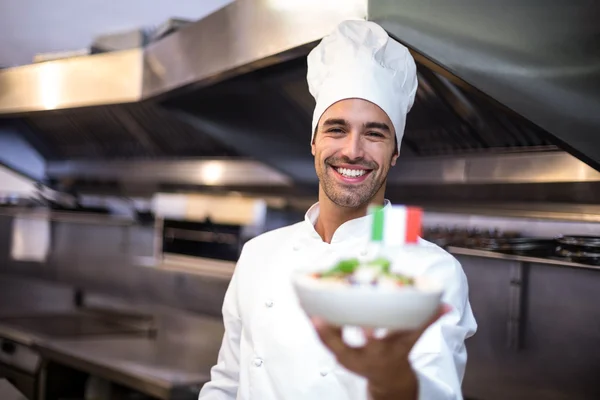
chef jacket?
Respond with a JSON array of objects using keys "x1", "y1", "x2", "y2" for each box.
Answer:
[{"x1": 199, "y1": 200, "x2": 477, "y2": 400}]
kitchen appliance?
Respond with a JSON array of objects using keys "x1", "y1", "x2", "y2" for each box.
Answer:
[
  {"x1": 476, "y1": 237, "x2": 557, "y2": 257},
  {"x1": 426, "y1": 227, "x2": 600, "y2": 266},
  {"x1": 556, "y1": 235, "x2": 600, "y2": 266},
  {"x1": 162, "y1": 219, "x2": 243, "y2": 262},
  {"x1": 423, "y1": 227, "x2": 521, "y2": 249}
]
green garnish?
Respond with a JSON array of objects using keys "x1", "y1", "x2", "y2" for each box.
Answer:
[
  {"x1": 367, "y1": 257, "x2": 392, "y2": 273},
  {"x1": 321, "y1": 258, "x2": 360, "y2": 276}
]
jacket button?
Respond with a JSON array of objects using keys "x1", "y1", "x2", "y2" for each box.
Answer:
[
  {"x1": 320, "y1": 370, "x2": 328, "y2": 377},
  {"x1": 265, "y1": 300, "x2": 274, "y2": 308},
  {"x1": 254, "y1": 358, "x2": 263, "y2": 367},
  {"x1": 293, "y1": 245, "x2": 300, "y2": 251}
]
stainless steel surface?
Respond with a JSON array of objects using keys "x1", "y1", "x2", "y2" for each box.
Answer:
[
  {"x1": 143, "y1": 0, "x2": 368, "y2": 97},
  {"x1": 0, "y1": 214, "x2": 229, "y2": 317},
  {"x1": 0, "y1": 275, "x2": 225, "y2": 400},
  {"x1": 0, "y1": 312, "x2": 153, "y2": 339},
  {"x1": 459, "y1": 256, "x2": 600, "y2": 400},
  {"x1": 0, "y1": 379, "x2": 28, "y2": 400},
  {"x1": 0, "y1": 325, "x2": 39, "y2": 347},
  {"x1": 151, "y1": 0, "x2": 563, "y2": 186},
  {"x1": 21, "y1": 102, "x2": 240, "y2": 160},
  {"x1": 0, "y1": 0, "x2": 367, "y2": 174},
  {"x1": 447, "y1": 246, "x2": 600, "y2": 272},
  {"x1": 43, "y1": 149, "x2": 600, "y2": 196},
  {"x1": 47, "y1": 159, "x2": 292, "y2": 187},
  {"x1": 0, "y1": 49, "x2": 143, "y2": 113},
  {"x1": 506, "y1": 263, "x2": 528, "y2": 351},
  {"x1": 370, "y1": 0, "x2": 600, "y2": 169},
  {"x1": 0, "y1": 208, "x2": 135, "y2": 226},
  {"x1": 2, "y1": 0, "x2": 590, "y2": 196},
  {"x1": 36, "y1": 329, "x2": 221, "y2": 400},
  {"x1": 388, "y1": 181, "x2": 600, "y2": 211},
  {"x1": 0, "y1": 338, "x2": 41, "y2": 373},
  {"x1": 91, "y1": 28, "x2": 146, "y2": 53},
  {"x1": 389, "y1": 151, "x2": 600, "y2": 184},
  {"x1": 161, "y1": 55, "x2": 557, "y2": 186},
  {"x1": 423, "y1": 203, "x2": 600, "y2": 223}
]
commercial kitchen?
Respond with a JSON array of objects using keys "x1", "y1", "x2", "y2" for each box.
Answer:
[{"x1": 0, "y1": 1, "x2": 599, "y2": 399}]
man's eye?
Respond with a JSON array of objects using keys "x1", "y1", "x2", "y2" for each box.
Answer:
[
  {"x1": 367, "y1": 131, "x2": 385, "y2": 138},
  {"x1": 326, "y1": 128, "x2": 344, "y2": 134}
]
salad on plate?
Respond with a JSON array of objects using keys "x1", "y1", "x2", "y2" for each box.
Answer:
[{"x1": 311, "y1": 257, "x2": 415, "y2": 288}]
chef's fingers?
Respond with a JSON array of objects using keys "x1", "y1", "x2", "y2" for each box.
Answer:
[
  {"x1": 311, "y1": 317, "x2": 345, "y2": 352},
  {"x1": 363, "y1": 327, "x2": 376, "y2": 340},
  {"x1": 312, "y1": 317, "x2": 361, "y2": 359},
  {"x1": 384, "y1": 303, "x2": 451, "y2": 342}
]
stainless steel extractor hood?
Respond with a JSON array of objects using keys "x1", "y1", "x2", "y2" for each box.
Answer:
[{"x1": 0, "y1": 0, "x2": 597, "y2": 200}]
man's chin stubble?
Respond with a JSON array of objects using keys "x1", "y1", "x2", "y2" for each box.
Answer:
[{"x1": 324, "y1": 183, "x2": 374, "y2": 208}]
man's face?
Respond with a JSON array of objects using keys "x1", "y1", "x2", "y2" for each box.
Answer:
[{"x1": 312, "y1": 98, "x2": 398, "y2": 208}]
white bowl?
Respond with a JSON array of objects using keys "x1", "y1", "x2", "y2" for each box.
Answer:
[{"x1": 292, "y1": 273, "x2": 443, "y2": 330}]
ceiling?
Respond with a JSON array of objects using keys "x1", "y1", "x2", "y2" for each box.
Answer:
[{"x1": 0, "y1": 0, "x2": 233, "y2": 67}]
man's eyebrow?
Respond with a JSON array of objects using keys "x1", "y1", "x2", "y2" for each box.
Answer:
[
  {"x1": 364, "y1": 121, "x2": 391, "y2": 132},
  {"x1": 322, "y1": 118, "x2": 350, "y2": 127}
]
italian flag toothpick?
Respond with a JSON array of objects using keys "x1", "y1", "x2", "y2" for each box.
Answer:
[{"x1": 370, "y1": 205, "x2": 423, "y2": 245}]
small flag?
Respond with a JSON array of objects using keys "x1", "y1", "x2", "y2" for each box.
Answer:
[{"x1": 370, "y1": 205, "x2": 423, "y2": 245}]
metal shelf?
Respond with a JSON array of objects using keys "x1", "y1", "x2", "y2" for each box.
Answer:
[{"x1": 447, "y1": 246, "x2": 600, "y2": 272}]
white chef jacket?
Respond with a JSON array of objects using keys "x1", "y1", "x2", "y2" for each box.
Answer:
[{"x1": 199, "y1": 201, "x2": 477, "y2": 400}]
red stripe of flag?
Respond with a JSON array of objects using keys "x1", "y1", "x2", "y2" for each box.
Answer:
[{"x1": 405, "y1": 207, "x2": 423, "y2": 244}]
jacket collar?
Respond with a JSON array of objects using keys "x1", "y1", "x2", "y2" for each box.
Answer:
[{"x1": 304, "y1": 199, "x2": 392, "y2": 244}]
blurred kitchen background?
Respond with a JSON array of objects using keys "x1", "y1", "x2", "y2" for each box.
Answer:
[{"x1": 0, "y1": 0, "x2": 599, "y2": 399}]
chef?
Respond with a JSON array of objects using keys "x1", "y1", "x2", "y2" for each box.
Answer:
[{"x1": 199, "y1": 20, "x2": 477, "y2": 400}]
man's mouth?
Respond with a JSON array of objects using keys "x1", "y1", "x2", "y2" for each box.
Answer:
[
  {"x1": 329, "y1": 165, "x2": 373, "y2": 183},
  {"x1": 335, "y1": 167, "x2": 368, "y2": 178}
]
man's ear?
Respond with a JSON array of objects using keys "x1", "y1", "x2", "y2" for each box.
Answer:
[
  {"x1": 311, "y1": 143, "x2": 316, "y2": 156},
  {"x1": 391, "y1": 134, "x2": 399, "y2": 166},
  {"x1": 391, "y1": 150, "x2": 399, "y2": 167}
]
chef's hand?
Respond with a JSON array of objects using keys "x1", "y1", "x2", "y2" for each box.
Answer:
[{"x1": 311, "y1": 304, "x2": 450, "y2": 400}]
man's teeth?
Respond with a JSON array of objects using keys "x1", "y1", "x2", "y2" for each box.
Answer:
[{"x1": 336, "y1": 167, "x2": 367, "y2": 178}]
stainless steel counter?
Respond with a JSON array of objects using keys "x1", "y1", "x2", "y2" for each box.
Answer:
[
  {"x1": 35, "y1": 318, "x2": 223, "y2": 399},
  {"x1": 0, "y1": 275, "x2": 224, "y2": 400},
  {"x1": 447, "y1": 246, "x2": 600, "y2": 272}
]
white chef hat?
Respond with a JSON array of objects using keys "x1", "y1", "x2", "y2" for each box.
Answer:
[{"x1": 307, "y1": 20, "x2": 418, "y2": 152}]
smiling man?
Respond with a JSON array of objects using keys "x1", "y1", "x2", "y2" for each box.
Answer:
[{"x1": 199, "y1": 20, "x2": 477, "y2": 400}]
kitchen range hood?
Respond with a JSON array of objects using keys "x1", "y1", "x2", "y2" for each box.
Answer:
[{"x1": 0, "y1": 0, "x2": 598, "y2": 203}]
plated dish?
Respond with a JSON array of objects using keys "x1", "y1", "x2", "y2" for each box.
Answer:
[{"x1": 293, "y1": 205, "x2": 443, "y2": 330}]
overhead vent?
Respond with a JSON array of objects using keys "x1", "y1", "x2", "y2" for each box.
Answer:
[{"x1": 21, "y1": 102, "x2": 239, "y2": 160}]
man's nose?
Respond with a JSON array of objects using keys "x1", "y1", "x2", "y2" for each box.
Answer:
[{"x1": 340, "y1": 131, "x2": 365, "y2": 160}]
